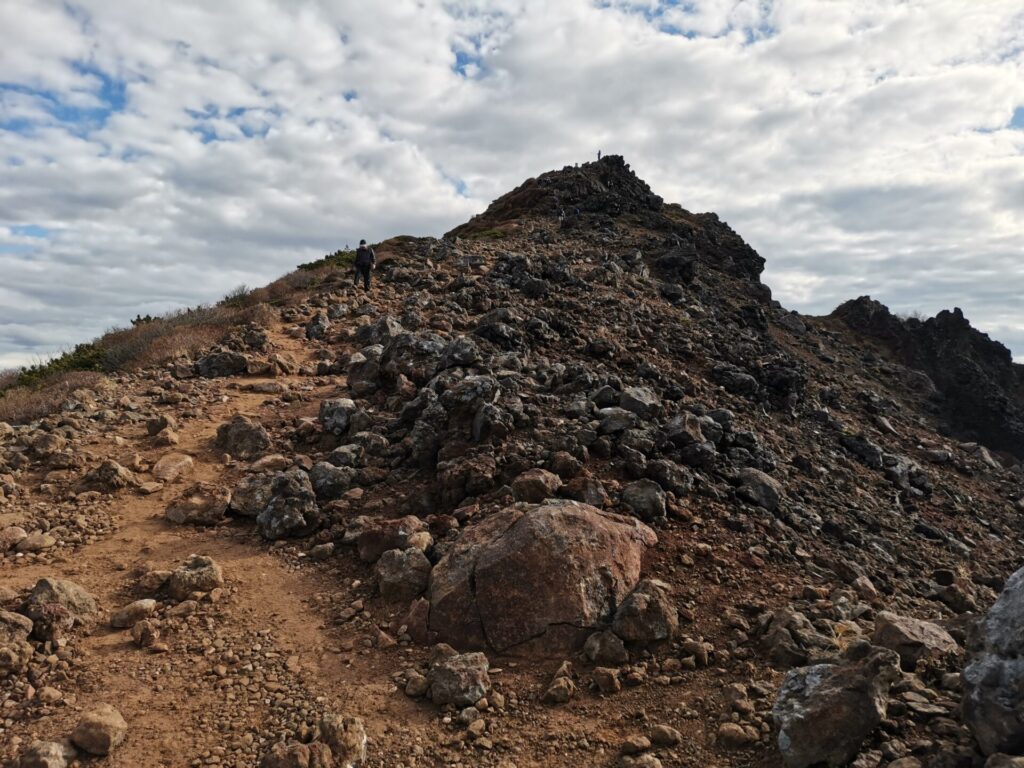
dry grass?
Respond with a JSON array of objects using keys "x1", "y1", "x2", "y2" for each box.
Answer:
[
  {"x1": 0, "y1": 301, "x2": 275, "y2": 424},
  {"x1": 99, "y1": 303, "x2": 272, "y2": 371},
  {"x1": 0, "y1": 370, "x2": 107, "y2": 425}
]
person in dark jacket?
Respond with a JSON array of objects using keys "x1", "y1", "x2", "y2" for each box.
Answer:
[{"x1": 354, "y1": 239, "x2": 375, "y2": 290}]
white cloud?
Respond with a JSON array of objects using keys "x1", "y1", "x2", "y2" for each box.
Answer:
[{"x1": 0, "y1": 0, "x2": 1023, "y2": 366}]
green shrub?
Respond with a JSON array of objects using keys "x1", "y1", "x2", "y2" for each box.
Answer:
[
  {"x1": 298, "y1": 249, "x2": 356, "y2": 272},
  {"x1": 16, "y1": 342, "x2": 107, "y2": 388}
]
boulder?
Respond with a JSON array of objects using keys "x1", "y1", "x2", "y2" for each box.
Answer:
[
  {"x1": 621, "y1": 479, "x2": 666, "y2": 521},
  {"x1": 259, "y1": 742, "x2": 333, "y2": 768},
  {"x1": 871, "y1": 611, "x2": 958, "y2": 671},
  {"x1": 428, "y1": 501, "x2": 657, "y2": 655},
  {"x1": 773, "y1": 648, "x2": 901, "y2": 768},
  {"x1": 230, "y1": 473, "x2": 275, "y2": 517},
  {"x1": 17, "y1": 742, "x2": 75, "y2": 768},
  {"x1": 71, "y1": 703, "x2": 127, "y2": 756},
  {"x1": 427, "y1": 644, "x2": 491, "y2": 706},
  {"x1": 110, "y1": 599, "x2": 157, "y2": 629},
  {"x1": 319, "y1": 399, "x2": 357, "y2": 436},
  {"x1": 81, "y1": 460, "x2": 138, "y2": 492},
  {"x1": 355, "y1": 516, "x2": 429, "y2": 563},
  {"x1": 152, "y1": 453, "x2": 194, "y2": 483},
  {"x1": 0, "y1": 525, "x2": 28, "y2": 551},
  {"x1": 619, "y1": 386, "x2": 661, "y2": 418},
  {"x1": 196, "y1": 350, "x2": 249, "y2": 378},
  {"x1": 583, "y1": 630, "x2": 629, "y2": 666},
  {"x1": 963, "y1": 565, "x2": 1024, "y2": 755},
  {"x1": 376, "y1": 548, "x2": 432, "y2": 603},
  {"x1": 318, "y1": 714, "x2": 367, "y2": 768},
  {"x1": 256, "y1": 468, "x2": 322, "y2": 539},
  {"x1": 612, "y1": 579, "x2": 679, "y2": 644},
  {"x1": 306, "y1": 312, "x2": 330, "y2": 340},
  {"x1": 0, "y1": 610, "x2": 34, "y2": 676},
  {"x1": 510, "y1": 468, "x2": 562, "y2": 503},
  {"x1": 22, "y1": 578, "x2": 98, "y2": 624},
  {"x1": 165, "y1": 482, "x2": 230, "y2": 525},
  {"x1": 167, "y1": 555, "x2": 224, "y2": 600},
  {"x1": 737, "y1": 467, "x2": 783, "y2": 511},
  {"x1": 309, "y1": 462, "x2": 357, "y2": 501},
  {"x1": 215, "y1": 414, "x2": 271, "y2": 459}
]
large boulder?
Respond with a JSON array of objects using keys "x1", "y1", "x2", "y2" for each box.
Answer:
[
  {"x1": 428, "y1": 501, "x2": 657, "y2": 655},
  {"x1": 773, "y1": 648, "x2": 901, "y2": 768},
  {"x1": 964, "y1": 565, "x2": 1024, "y2": 755},
  {"x1": 215, "y1": 415, "x2": 271, "y2": 459},
  {"x1": 256, "y1": 468, "x2": 322, "y2": 540},
  {"x1": 872, "y1": 611, "x2": 958, "y2": 671}
]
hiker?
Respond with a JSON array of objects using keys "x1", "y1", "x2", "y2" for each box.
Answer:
[{"x1": 354, "y1": 239, "x2": 375, "y2": 290}]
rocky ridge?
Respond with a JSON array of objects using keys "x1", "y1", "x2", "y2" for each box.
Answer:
[{"x1": 0, "y1": 155, "x2": 1022, "y2": 767}]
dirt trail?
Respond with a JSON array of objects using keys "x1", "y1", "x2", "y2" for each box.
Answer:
[{"x1": 2, "y1": 323, "x2": 432, "y2": 767}]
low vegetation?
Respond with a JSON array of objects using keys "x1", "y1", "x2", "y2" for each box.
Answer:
[{"x1": 0, "y1": 245, "x2": 359, "y2": 424}]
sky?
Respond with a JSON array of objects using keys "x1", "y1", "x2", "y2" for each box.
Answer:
[{"x1": 1, "y1": 0, "x2": 1023, "y2": 368}]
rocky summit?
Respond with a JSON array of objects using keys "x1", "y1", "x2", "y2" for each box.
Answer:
[{"x1": 1, "y1": 155, "x2": 1023, "y2": 767}]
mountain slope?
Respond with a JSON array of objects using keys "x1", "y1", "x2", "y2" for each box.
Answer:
[{"x1": 0, "y1": 156, "x2": 1022, "y2": 768}]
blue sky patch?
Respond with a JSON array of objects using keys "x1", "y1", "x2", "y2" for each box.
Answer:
[
  {"x1": 0, "y1": 61, "x2": 127, "y2": 137},
  {"x1": 1010, "y1": 107, "x2": 1024, "y2": 130},
  {"x1": 452, "y1": 49, "x2": 483, "y2": 77},
  {"x1": 11, "y1": 225, "x2": 49, "y2": 238}
]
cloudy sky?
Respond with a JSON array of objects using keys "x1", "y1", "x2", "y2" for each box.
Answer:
[{"x1": 1, "y1": 0, "x2": 1023, "y2": 368}]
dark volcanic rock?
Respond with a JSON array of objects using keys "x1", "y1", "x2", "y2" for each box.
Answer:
[{"x1": 834, "y1": 297, "x2": 1024, "y2": 457}]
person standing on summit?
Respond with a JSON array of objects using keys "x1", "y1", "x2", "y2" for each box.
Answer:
[{"x1": 353, "y1": 239, "x2": 375, "y2": 290}]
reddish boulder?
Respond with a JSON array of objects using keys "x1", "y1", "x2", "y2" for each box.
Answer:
[{"x1": 428, "y1": 501, "x2": 657, "y2": 656}]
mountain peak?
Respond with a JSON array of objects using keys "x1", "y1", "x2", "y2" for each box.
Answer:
[{"x1": 447, "y1": 155, "x2": 663, "y2": 238}]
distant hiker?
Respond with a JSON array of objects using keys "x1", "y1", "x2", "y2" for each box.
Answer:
[
  {"x1": 354, "y1": 239, "x2": 375, "y2": 290},
  {"x1": 597, "y1": 150, "x2": 602, "y2": 160}
]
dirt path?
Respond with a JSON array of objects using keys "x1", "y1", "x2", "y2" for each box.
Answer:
[{"x1": 1, "y1": 323, "x2": 439, "y2": 767}]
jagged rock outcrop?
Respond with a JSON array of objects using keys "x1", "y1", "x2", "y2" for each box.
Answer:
[{"x1": 834, "y1": 297, "x2": 1024, "y2": 457}]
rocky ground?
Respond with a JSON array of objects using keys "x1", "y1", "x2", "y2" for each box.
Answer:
[{"x1": 2, "y1": 156, "x2": 1024, "y2": 768}]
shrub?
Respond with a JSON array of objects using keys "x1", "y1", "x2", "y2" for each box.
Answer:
[
  {"x1": 298, "y1": 249, "x2": 356, "y2": 272},
  {"x1": 0, "y1": 370, "x2": 107, "y2": 424},
  {"x1": 465, "y1": 227, "x2": 509, "y2": 241}
]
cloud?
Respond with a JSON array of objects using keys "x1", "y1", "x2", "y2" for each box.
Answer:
[{"x1": 1, "y1": 0, "x2": 1023, "y2": 367}]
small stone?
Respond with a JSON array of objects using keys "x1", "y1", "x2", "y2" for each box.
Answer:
[
  {"x1": 111, "y1": 599, "x2": 157, "y2": 629},
  {"x1": 70, "y1": 703, "x2": 128, "y2": 756},
  {"x1": 621, "y1": 735, "x2": 651, "y2": 755},
  {"x1": 649, "y1": 724, "x2": 681, "y2": 747}
]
